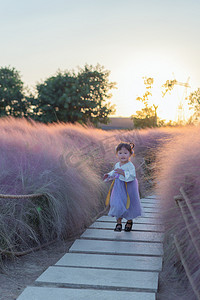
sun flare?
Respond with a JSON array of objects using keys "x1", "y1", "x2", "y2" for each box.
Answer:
[{"x1": 111, "y1": 57, "x2": 193, "y2": 123}]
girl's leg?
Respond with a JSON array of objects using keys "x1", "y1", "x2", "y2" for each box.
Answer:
[
  {"x1": 117, "y1": 217, "x2": 122, "y2": 224},
  {"x1": 114, "y1": 218, "x2": 122, "y2": 231},
  {"x1": 124, "y1": 219, "x2": 133, "y2": 232}
]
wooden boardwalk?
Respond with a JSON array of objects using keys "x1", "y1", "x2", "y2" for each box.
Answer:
[{"x1": 17, "y1": 195, "x2": 164, "y2": 300}]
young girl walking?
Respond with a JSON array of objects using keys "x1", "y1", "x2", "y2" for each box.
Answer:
[{"x1": 103, "y1": 142, "x2": 142, "y2": 232}]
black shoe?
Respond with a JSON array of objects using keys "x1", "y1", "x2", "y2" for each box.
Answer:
[
  {"x1": 124, "y1": 220, "x2": 133, "y2": 232},
  {"x1": 114, "y1": 223, "x2": 122, "y2": 232}
]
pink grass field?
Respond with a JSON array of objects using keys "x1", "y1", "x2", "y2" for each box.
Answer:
[
  {"x1": 155, "y1": 126, "x2": 200, "y2": 299},
  {"x1": 1, "y1": 116, "x2": 200, "y2": 297}
]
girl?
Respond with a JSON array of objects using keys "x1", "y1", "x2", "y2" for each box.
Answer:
[{"x1": 103, "y1": 142, "x2": 142, "y2": 232}]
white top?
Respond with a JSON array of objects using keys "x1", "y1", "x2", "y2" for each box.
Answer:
[{"x1": 107, "y1": 161, "x2": 136, "y2": 182}]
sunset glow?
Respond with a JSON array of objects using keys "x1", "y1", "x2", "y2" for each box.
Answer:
[
  {"x1": 1, "y1": 0, "x2": 200, "y2": 123},
  {"x1": 110, "y1": 63, "x2": 193, "y2": 122}
]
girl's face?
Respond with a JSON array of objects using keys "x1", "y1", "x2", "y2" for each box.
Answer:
[{"x1": 117, "y1": 147, "x2": 131, "y2": 164}]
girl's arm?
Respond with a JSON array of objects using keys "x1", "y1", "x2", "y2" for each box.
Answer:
[
  {"x1": 103, "y1": 170, "x2": 115, "y2": 180},
  {"x1": 118, "y1": 163, "x2": 136, "y2": 182},
  {"x1": 103, "y1": 163, "x2": 118, "y2": 180},
  {"x1": 114, "y1": 168, "x2": 125, "y2": 176}
]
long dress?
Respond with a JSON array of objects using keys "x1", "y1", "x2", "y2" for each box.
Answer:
[{"x1": 107, "y1": 161, "x2": 142, "y2": 220}]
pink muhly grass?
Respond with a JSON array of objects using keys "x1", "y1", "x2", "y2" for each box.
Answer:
[
  {"x1": 0, "y1": 117, "x2": 106, "y2": 255},
  {"x1": 0, "y1": 116, "x2": 190, "y2": 266},
  {"x1": 155, "y1": 126, "x2": 200, "y2": 299}
]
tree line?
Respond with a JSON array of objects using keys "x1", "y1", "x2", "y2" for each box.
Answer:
[
  {"x1": 0, "y1": 65, "x2": 116, "y2": 125},
  {"x1": 0, "y1": 65, "x2": 199, "y2": 128}
]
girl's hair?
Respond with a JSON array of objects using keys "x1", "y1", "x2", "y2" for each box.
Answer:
[{"x1": 116, "y1": 142, "x2": 135, "y2": 155}]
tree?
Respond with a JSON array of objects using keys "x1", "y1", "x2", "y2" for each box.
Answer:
[
  {"x1": 188, "y1": 88, "x2": 200, "y2": 122},
  {"x1": 161, "y1": 79, "x2": 177, "y2": 97},
  {"x1": 131, "y1": 77, "x2": 159, "y2": 128},
  {"x1": 0, "y1": 66, "x2": 27, "y2": 117},
  {"x1": 132, "y1": 106, "x2": 158, "y2": 129},
  {"x1": 30, "y1": 64, "x2": 116, "y2": 125}
]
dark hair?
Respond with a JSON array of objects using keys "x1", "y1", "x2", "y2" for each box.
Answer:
[{"x1": 116, "y1": 142, "x2": 135, "y2": 155}]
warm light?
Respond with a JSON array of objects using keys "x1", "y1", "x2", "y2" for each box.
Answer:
[{"x1": 110, "y1": 54, "x2": 193, "y2": 123}]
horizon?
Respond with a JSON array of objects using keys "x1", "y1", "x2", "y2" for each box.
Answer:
[{"x1": 1, "y1": 0, "x2": 200, "y2": 121}]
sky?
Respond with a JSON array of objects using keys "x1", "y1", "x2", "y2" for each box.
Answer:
[{"x1": 1, "y1": 0, "x2": 200, "y2": 121}]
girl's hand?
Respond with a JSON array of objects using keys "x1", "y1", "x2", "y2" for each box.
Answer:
[
  {"x1": 103, "y1": 173, "x2": 109, "y2": 180},
  {"x1": 114, "y1": 168, "x2": 125, "y2": 176}
]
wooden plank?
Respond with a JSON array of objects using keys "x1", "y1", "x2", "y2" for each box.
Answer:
[
  {"x1": 69, "y1": 239, "x2": 163, "y2": 256},
  {"x1": 56, "y1": 252, "x2": 163, "y2": 271},
  {"x1": 97, "y1": 216, "x2": 163, "y2": 225},
  {"x1": 36, "y1": 266, "x2": 159, "y2": 291},
  {"x1": 81, "y1": 228, "x2": 164, "y2": 243},
  {"x1": 17, "y1": 287, "x2": 156, "y2": 300},
  {"x1": 90, "y1": 221, "x2": 165, "y2": 232}
]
